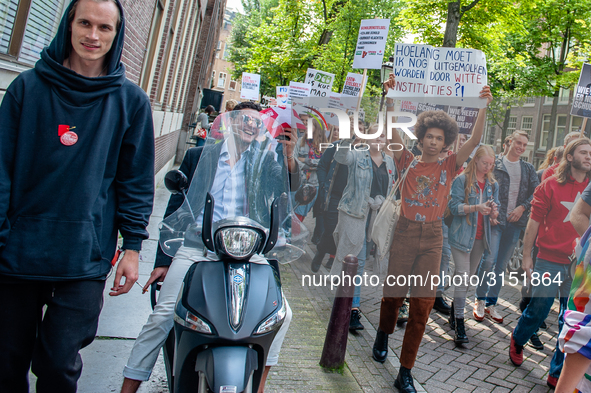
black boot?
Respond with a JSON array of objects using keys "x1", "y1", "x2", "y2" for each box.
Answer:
[
  {"x1": 349, "y1": 309, "x2": 364, "y2": 331},
  {"x1": 310, "y1": 252, "x2": 324, "y2": 273},
  {"x1": 448, "y1": 302, "x2": 455, "y2": 330},
  {"x1": 394, "y1": 366, "x2": 416, "y2": 393},
  {"x1": 372, "y1": 328, "x2": 388, "y2": 363},
  {"x1": 325, "y1": 256, "x2": 334, "y2": 269},
  {"x1": 454, "y1": 318, "x2": 469, "y2": 345},
  {"x1": 433, "y1": 292, "x2": 451, "y2": 315}
]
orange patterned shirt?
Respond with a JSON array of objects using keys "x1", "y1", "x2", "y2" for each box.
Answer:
[{"x1": 396, "y1": 148, "x2": 457, "y2": 222}]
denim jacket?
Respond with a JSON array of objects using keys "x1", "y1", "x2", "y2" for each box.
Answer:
[
  {"x1": 448, "y1": 174, "x2": 500, "y2": 253},
  {"x1": 494, "y1": 158, "x2": 539, "y2": 227},
  {"x1": 334, "y1": 139, "x2": 396, "y2": 219}
]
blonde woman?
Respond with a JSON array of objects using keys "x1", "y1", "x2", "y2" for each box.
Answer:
[{"x1": 447, "y1": 145, "x2": 499, "y2": 344}]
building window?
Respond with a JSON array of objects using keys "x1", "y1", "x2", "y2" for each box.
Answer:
[
  {"x1": 1, "y1": 0, "x2": 67, "y2": 65},
  {"x1": 217, "y1": 72, "x2": 226, "y2": 89},
  {"x1": 540, "y1": 114, "x2": 551, "y2": 149},
  {"x1": 507, "y1": 116, "x2": 517, "y2": 133},
  {"x1": 556, "y1": 114, "x2": 567, "y2": 145},
  {"x1": 524, "y1": 97, "x2": 535, "y2": 105},
  {"x1": 571, "y1": 116, "x2": 584, "y2": 133},
  {"x1": 521, "y1": 116, "x2": 533, "y2": 133},
  {"x1": 210, "y1": 71, "x2": 215, "y2": 89},
  {"x1": 228, "y1": 80, "x2": 236, "y2": 91},
  {"x1": 540, "y1": 114, "x2": 569, "y2": 149},
  {"x1": 559, "y1": 87, "x2": 570, "y2": 104},
  {"x1": 223, "y1": 43, "x2": 230, "y2": 60},
  {"x1": 544, "y1": 88, "x2": 571, "y2": 105}
]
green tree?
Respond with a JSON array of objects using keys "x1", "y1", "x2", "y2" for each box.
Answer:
[
  {"x1": 228, "y1": 0, "x2": 405, "y2": 97},
  {"x1": 513, "y1": 0, "x2": 591, "y2": 148}
]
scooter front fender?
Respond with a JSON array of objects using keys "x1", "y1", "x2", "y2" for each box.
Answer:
[{"x1": 195, "y1": 346, "x2": 259, "y2": 393}]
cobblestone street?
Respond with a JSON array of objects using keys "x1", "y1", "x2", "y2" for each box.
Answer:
[{"x1": 265, "y1": 214, "x2": 560, "y2": 392}]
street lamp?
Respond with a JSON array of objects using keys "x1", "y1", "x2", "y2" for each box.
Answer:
[{"x1": 379, "y1": 56, "x2": 394, "y2": 112}]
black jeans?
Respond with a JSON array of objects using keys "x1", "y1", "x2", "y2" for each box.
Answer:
[
  {"x1": 316, "y1": 209, "x2": 339, "y2": 256},
  {"x1": 0, "y1": 278, "x2": 105, "y2": 393}
]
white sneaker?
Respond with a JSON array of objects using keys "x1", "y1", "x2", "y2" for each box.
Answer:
[
  {"x1": 473, "y1": 299, "x2": 485, "y2": 321},
  {"x1": 485, "y1": 305, "x2": 503, "y2": 323}
]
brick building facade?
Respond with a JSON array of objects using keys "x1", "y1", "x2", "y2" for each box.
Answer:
[
  {"x1": 0, "y1": 0, "x2": 226, "y2": 183},
  {"x1": 483, "y1": 90, "x2": 591, "y2": 167},
  {"x1": 209, "y1": 7, "x2": 242, "y2": 111}
]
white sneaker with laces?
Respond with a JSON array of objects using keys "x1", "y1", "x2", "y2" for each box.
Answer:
[
  {"x1": 485, "y1": 305, "x2": 503, "y2": 323},
  {"x1": 473, "y1": 299, "x2": 485, "y2": 321}
]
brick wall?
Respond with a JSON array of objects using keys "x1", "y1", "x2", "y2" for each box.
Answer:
[
  {"x1": 120, "y1": 0, "x2": 154, "y2": 85},
  {"x1": 182, "y1": 0, "x2": 225, "y2": 132},
  {"x1": 154, "y1": 129, "x2": 181, "y2": 173},
  {"x1": 149, "y1": 0, "x2": 179, "y2": 106}
]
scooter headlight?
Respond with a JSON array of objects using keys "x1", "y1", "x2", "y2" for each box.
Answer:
[
  {"x1": 216, "y1": 227, "x2": 262, "y2": 259},
  {"x1": 174, "y1": 310, "x2": 213, "y2": 334},
  {"x1": 254, "y1": 295, "x2": 287, "y2": 335}
]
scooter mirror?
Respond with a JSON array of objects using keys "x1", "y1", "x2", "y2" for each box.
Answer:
[{"x1": 164, "y1": 170, "x2": 189, "y2": 194}]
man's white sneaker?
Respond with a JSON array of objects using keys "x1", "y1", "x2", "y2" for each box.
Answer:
[
  {"x1": 485, "y1": 305, "x2": 503, "y2": 323},
  {"x1": 473, "y1": 299, "x2": 485, "y2": 322}
]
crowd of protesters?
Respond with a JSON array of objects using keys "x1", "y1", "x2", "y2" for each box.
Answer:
[{"x1": 294, "y1": 72, "x2": 591, "y2": 392}]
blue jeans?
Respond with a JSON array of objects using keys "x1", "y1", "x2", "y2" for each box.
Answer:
[
  {"x1": 438, "y1": 221, "x2": 451, "y2": 293},
  {"x1": 476, "y1": 222, "x2": 522, "y2": 306},
  {"x1": 512, "y1": 258, "x2": 571, "y2": 378}
]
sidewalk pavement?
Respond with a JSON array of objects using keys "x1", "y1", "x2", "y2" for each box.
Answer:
[{"x1": 36, "y1": 184, "x2": 558, "y2": 392}]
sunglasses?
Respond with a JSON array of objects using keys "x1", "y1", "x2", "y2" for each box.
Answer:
[{"x1": 239, "y1": 114, "x2": 263, "y2": 128}]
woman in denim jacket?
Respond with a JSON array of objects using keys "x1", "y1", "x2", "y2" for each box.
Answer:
[
  {"x1": 329, "y1": 124, "x2": 396, "y2": 330},
  {"x1": 447, "y1": 146, "x2": 499, "y2": 344}
]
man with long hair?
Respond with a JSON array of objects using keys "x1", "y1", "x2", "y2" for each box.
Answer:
[{"x1": 509, "y1": 138, "x2": 591, "y2": 389}]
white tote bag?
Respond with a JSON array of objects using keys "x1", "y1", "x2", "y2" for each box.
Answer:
[{"x1": 371, "y1": 160, "x2": 413, "y2": 258}]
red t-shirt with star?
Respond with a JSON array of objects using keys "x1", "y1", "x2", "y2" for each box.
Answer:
[{"x1": 531, "y1": 175, "x2": 589, "y2": 264}]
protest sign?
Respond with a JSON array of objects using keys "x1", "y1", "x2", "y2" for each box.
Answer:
[
  {"x1": 328, "y1": 92, "x2": 343, "y2": 110},
  {"x1": 571, "y1": 63, "x2": 591, "y2": 119},
  {"x1": 304, "y1": 68, "x2": 335, "y2": 98},
  {"x1": 276, "y1": 86, "x2": 289, "y2": 106},
  {"x1": 388, "y1": 43, "x2": 488, "y2": 108},
  {"x1": 342, "y1": 73, "x2": 366, "y2": 97},
  {"x1": 400, "y1": 101, "x2": 480, "y2": 135},
  {"x1": 352, "y1": 19, "x2": 390, "y2": 69},
  {"x1": 288, "y1": 81, "x2": 311, "y2": 101},
  {"x1": 261, "y1": 106, "x2": 306, "y2": 138},
  {"x1": 240, "y1": 72, "x2": 261, "y2": 101}
]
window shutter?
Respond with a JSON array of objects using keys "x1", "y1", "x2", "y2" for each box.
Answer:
[
  {"x1": 19, "y1": 0, "x2": 65, "y2": 65},
  {"x1": 0, "y1": 0, "x2": 19, "y2": 55}
]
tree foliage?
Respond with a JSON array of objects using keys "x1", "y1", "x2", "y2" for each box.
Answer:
[{"x1": 228, "y1": 0, "x2": 405, "y2": 97}]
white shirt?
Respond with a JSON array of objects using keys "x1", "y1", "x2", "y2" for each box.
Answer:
[{"x1": 503, "y1": 156, "x2": 521, "y2": 216}]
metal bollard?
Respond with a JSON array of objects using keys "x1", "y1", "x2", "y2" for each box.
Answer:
[{"x1": 319, "y1": 254, "x2": 358, "y2": 369}]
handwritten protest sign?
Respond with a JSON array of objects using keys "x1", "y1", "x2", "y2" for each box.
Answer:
[
  {"x1": 342, "y1": 73, "x2": 366, "y2": 97},
  {"x1": 240, "y1": 72, "x2": 261, "y2": 101},
  {"x1": 400, "y1": 101, "x2": 480, "y2": 135},
  {"x1": 352, "y1": 19, "x2": 390, "y2": 69},
  {"x1": 571, "y1": 63, "x2": 591, "y2": 119},
  {"x1": 388, "y1": 43, "x2": 488, "y2": 108},
  {"x1": 304, "y1": 68, "x2": 335, "y2": 98},
  {"x1": 276, "y1": 86, "x2": 289, "y2": 106}
]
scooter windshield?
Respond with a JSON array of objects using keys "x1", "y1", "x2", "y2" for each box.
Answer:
[{"x1": 159, "y1": 109, "x2": 307, "y2": 263}]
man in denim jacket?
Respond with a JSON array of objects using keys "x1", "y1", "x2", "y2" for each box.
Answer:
[{"x1": 474, "y1": 130, "x2": 539, "y2": 324}]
